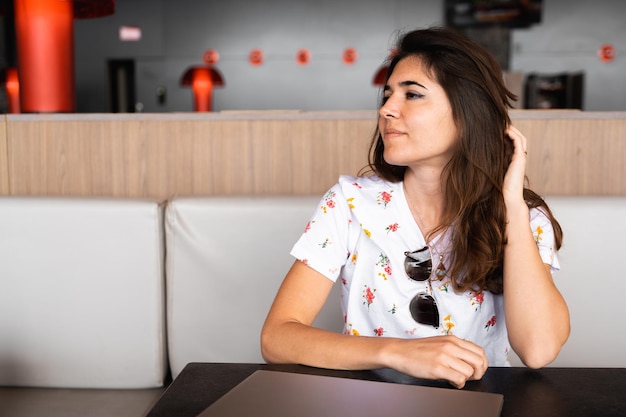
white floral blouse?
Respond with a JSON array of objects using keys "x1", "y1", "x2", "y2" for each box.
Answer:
[{"x1": 290, "y1": 175, "x2": 559, "y2": 366}]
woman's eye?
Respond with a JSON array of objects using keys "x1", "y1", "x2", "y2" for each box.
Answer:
[{"x1": 406, "y1": 92, "x2": 424, "y2": 100}]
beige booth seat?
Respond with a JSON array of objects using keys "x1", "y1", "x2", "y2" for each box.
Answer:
[
  {"x1": 164, "y1": 196, "x2": 343, "y2": 379},
  {"x1": 166, "y1": 195, "x2": 626, "y2": 374},
  {"x1": 538, "y1": 196, "x2": 626, "y2": 368},
  {"x1": 0, "y1": 197, "x2": 167, "y2": 388},
  {"x1": 2, "y1": 193, "x2": 623, "y2": 390}
]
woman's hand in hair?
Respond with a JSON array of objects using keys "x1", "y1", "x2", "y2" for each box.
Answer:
[{"x1": 502, "y1": 125, "x2": 528, "y2": 207}]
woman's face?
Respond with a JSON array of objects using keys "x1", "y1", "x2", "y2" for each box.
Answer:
[{"x1": 378, "y1": 55, "x2": 458, "y2": 171}]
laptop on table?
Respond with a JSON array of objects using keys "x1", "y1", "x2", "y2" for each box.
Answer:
[{"x1": 197, "y1": 369, "x2": 503, "y2": 417}]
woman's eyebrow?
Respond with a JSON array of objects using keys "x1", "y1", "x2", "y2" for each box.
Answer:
[
  {"x1": 383, "y1": 80, "x2": 428, "y2": 92},
  {"x1": 400, "y1": 80, "x2": 428, "y2": 89}
]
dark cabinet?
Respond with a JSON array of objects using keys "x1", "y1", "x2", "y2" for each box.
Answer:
[{"x1": 524, "y1": 72, "x2": 584, "y2": 109}]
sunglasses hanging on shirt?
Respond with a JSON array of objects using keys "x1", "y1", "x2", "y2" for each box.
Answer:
[{"x1": 403, "y1": 246, "x2": 445, "y2": 328}]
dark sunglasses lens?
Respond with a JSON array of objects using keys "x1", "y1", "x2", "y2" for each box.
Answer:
[
  {"x1": 404, "y1": 248, "x2": 432, "y2": 281},
  {"x1": 409, "y1": 293, "x2": 439, "y2": 328}
]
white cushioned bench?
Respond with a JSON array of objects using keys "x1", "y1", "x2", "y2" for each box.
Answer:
[
  {"x1": 164, "y1": 196, "x2": 343, "y2": 378},
  {"x1": 166, "y1": 195, "x2": 626, "y2": 372},
  {"x1": 534, "y1": 196, "x2": 626, "y2": 367},
  {"x1": 2, "y1": 194, "x2": 624, "y2": 391},
  {"x1": 0, "y1": 197, "x2": 167, "y2": 388}
]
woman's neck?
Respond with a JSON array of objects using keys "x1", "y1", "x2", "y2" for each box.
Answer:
[{"x1": 403, "y1": 170, "x2": 445, "y2": 238}]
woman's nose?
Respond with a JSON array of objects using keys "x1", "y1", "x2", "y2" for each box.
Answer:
[{"x1": 379, "y1": 97, "x2": 399, "y2": 119}]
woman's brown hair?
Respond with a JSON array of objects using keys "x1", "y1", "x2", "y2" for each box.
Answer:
[{"x1": 368, "y1": 27, "x2": 562, "y2": 294}]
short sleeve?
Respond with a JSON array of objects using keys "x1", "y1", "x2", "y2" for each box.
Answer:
[
  {"x1": 530, "y1": 207, "x2": 560, "y2": 272},
  {"x1": 290, "y1": 183, "x2": 353, "y2": 282}
]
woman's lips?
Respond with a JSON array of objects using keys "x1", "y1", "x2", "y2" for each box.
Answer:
[{"x1": 383, "y1": 128, "x2": 405, "y2": 139}]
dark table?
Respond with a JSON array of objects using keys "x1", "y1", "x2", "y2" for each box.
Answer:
[{"x1": 145, "y1": 363, "x2": 626, "y2": 417}]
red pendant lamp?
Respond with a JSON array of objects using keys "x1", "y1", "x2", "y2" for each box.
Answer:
[
  {"x1": 372, "y1": 48, "x2": 397, "y2": 87},
  {"x1": 180, "y1": 66, "x2": 225, "y2": 112},
  {"x1": 181, "y1": 49, "x2": 225, "y2": 112},
  {"x1": 12, "y1": 0, "x2": 114, "y2": 113},
  {"x1": 3, "y1": 67, "x2": 20, "y2": 113},
  {"x1": 372, "y1": 65, "x2": 389, "y2": 86}
]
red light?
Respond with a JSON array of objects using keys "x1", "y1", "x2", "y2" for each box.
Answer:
[
  {"x1": 180, "y1": 66, "x2": 225, "y2": 112},
  {"x1": 372, "y1": 65, "x2": 389, "y2": 86},
  {"x1": 343, "y1": 48, "x2": 357, "y2": 65},
  {"x1": 598, "y1": 44, "x2": 615, "y2": 63},
  {"x1": 4, "y1": 67, "x2": 20, "y2": 113},
  {"x1": 249, "y1": 49, "x2": 264, "y2": 66},
  {"x1": 296, "y1": 49, "x2": 311, "y2": 66},
  {"x1": 203, "y1": 49, "x2": 220, "y2": 65}
]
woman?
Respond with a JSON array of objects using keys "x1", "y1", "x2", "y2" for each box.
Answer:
[{"x1": 261, "y1": 27, "x2": 570, "y2": 389}]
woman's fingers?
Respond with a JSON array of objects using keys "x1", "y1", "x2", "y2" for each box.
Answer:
[
  {"x1": 397, "y1": 336, "x2": 488, "y2": 389},
  {"x1": 506, "y1": 125, "x2": 528, "y2": 157}
]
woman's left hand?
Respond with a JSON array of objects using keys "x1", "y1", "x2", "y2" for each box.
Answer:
[
  {"x1": 502, "y1": 125, "x2": 528, "y2": 205},
  {"x1": 501, "y1": 126, "x2": 571, "y2": 368}
]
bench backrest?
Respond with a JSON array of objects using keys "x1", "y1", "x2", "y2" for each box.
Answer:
[{"x1": 0, "y1": 197, "x2": 167, "y2": 388}]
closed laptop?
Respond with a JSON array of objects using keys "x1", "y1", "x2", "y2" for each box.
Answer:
[{"x1": 197, "y1": 370, "x2": 503, "y2": 417}]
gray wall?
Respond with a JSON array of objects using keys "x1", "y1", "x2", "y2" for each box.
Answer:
[
  {"x1": 73, "y1": 0, "x2": 626, "y2": 113},
  {"x1": 511, "y1": 0, "x2": 626, "y2": 111}
]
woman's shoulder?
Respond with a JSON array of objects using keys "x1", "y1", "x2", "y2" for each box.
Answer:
[
  {"x1": 529, "y1": 205, "x2": 553, "y2": 228},
  {"x1": 332, "y1": 175, "x2": 405, "y2": 215},
  {"x1": 336, "y1": 174, "x2": 402, "y2": 193}
]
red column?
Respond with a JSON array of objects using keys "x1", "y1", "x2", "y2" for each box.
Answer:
[{"x1": 14, "y1": 0, "x2": 75, "y2": 112}]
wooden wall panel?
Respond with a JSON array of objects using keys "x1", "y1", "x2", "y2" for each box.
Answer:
[
  {"x1": 3, "y1": 111, "x2": 625, "y2": 199},
  {"x1": 6, "y1": 116, "x2": 256, "y2": 198},
  {"x1": 0, "y1": 117, "x2": 7, "y2": 195},
  {"x1": 247, "y1": 118, "x2": 374, "y2": 194},
  {"x1": 513, "y1": 111, "x2": 626, "y2": 196}
]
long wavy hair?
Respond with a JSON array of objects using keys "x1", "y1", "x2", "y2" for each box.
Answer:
[{"x1": 368, "y1": 27, "x2": 562, "y2": 294}]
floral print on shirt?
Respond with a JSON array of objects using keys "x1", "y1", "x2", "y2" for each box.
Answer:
[
  {"x1": 318, "y1": 237, "x2": 332, "y2": 248},
  {"x1": 350, "y1": 252, "x2": 358, "y2": 264},
  {"x1": 321, "y1": 190, "x2": 337, "y2": 214},
  {"x1": 471, "y1": 291, "x2": 485, "y2": 311},
  {"x1": 345, "y1": 323, "x2": 360, "y2": 336},
  {"x1": 533, "y1": 225, "x2": 544, "y2": 244},
  {"x1": 363, "y1": 285, "x2": 376, "y2": 309},
  {"x1": 386, "y1": 222, "x2": 399, "y2": 233},
  {"x1": 289, "y1": 175, "x2": 560, "y2": 367},
  {"x1": 376, "y1": 253, "x2": 392, "y2": 280},
  {"x1": 377, "y1": 190, "x2": 393, "y2": 207},
  {"x1": 442, "y1": 315, "x2": 455, "y2": 335}
]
